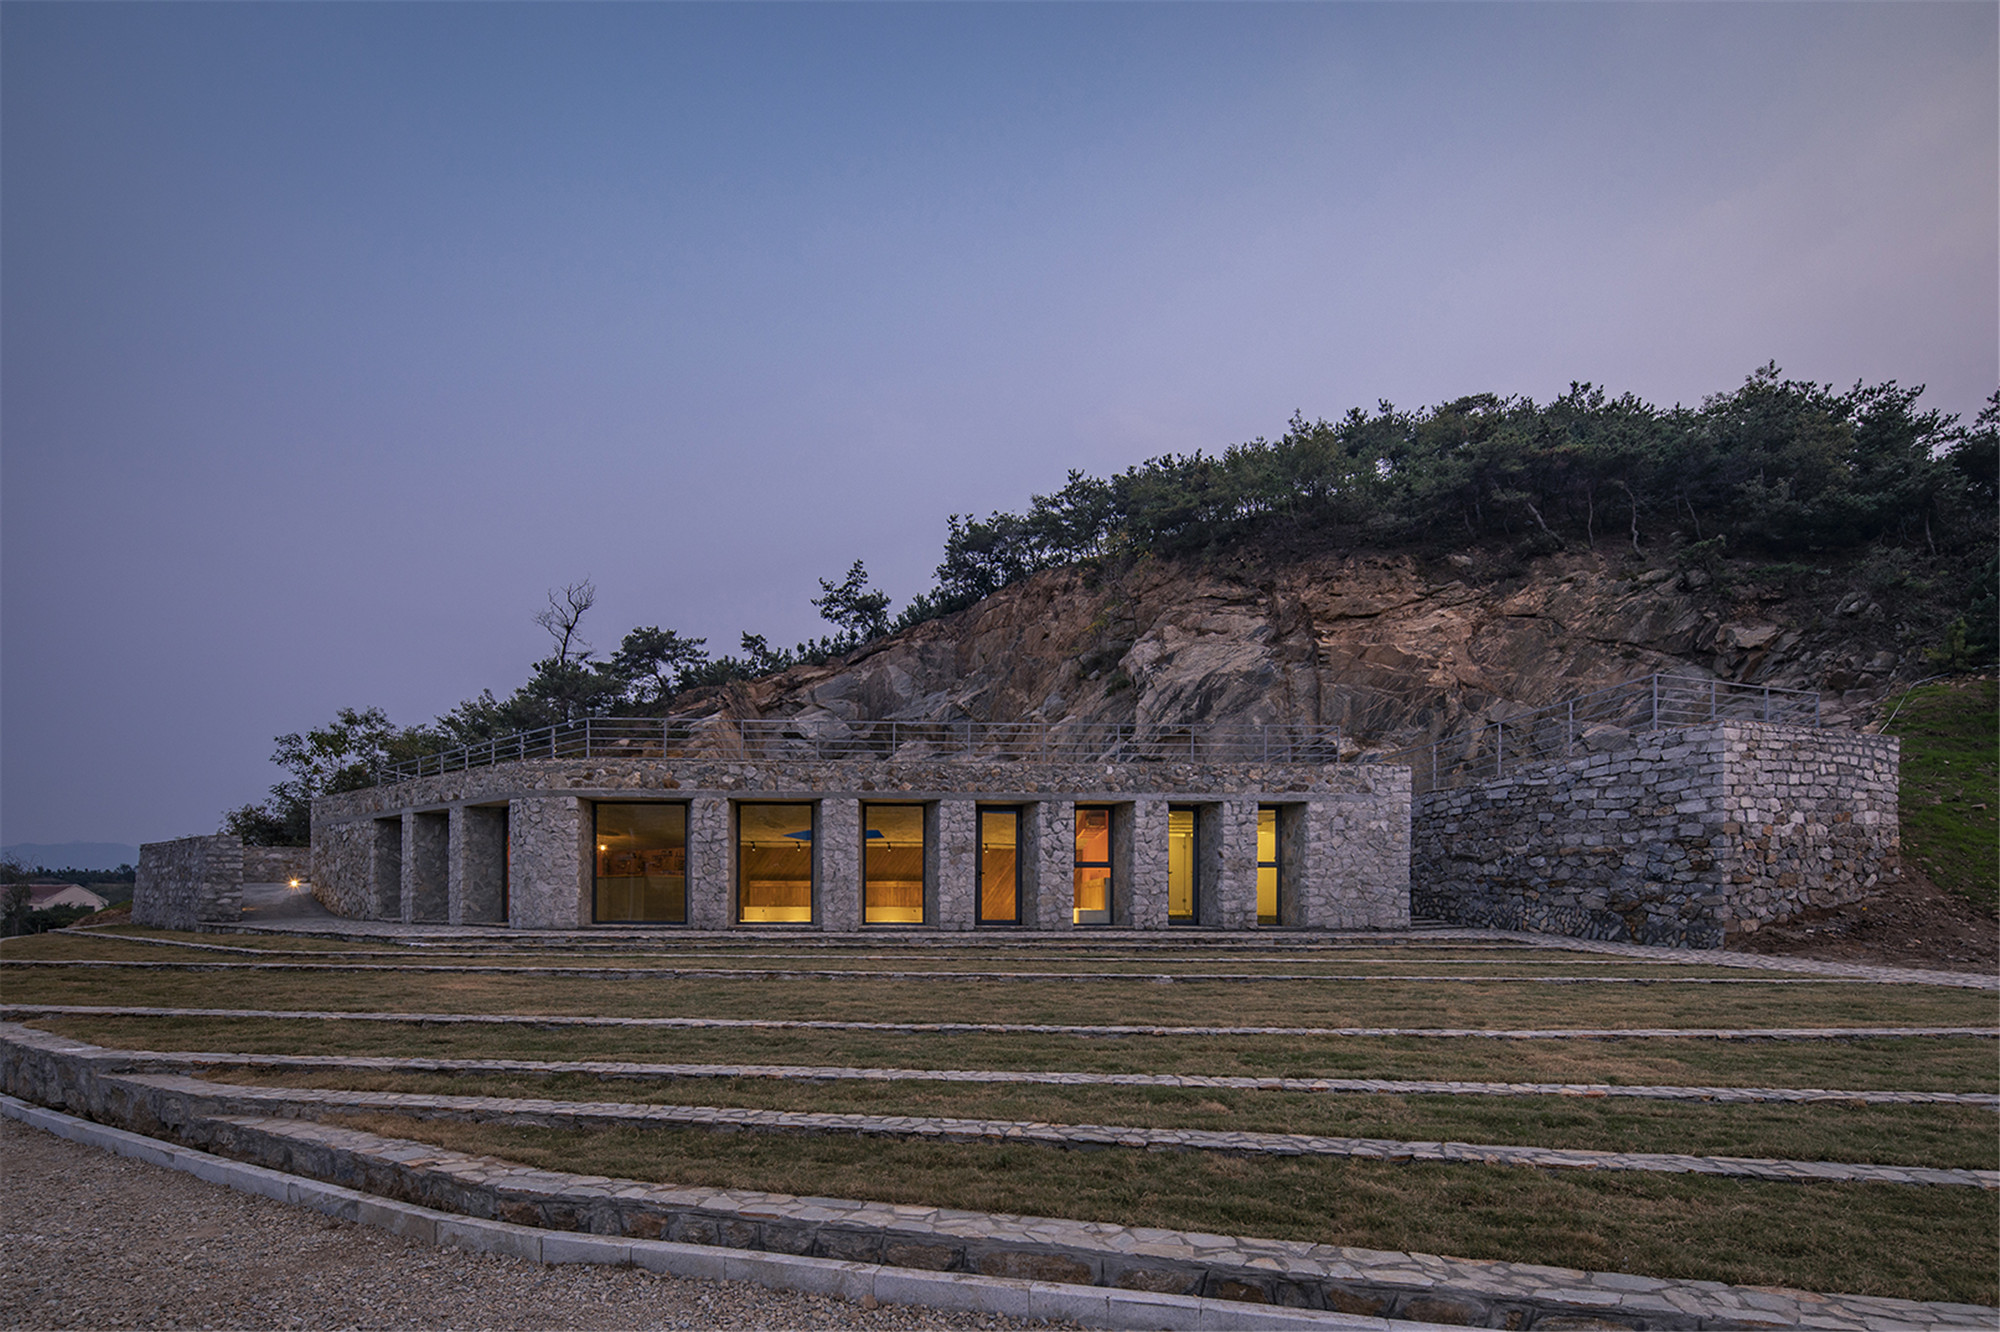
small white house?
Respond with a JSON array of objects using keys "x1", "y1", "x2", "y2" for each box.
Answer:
[{"x1": 27, "y1": 883, "x2": 109, "y2": 912}]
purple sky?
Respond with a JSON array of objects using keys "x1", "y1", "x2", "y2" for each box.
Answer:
[{"x1": 3, "y1": 3, "x2": 1994, "y2": 848}]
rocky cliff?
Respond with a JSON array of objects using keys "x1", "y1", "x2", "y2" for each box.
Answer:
[{"x1": 678, "y1": 543, "x2": 1931, "y2": 749}]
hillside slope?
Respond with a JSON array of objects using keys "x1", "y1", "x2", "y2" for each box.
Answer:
[{"x1": 678, "y1": 541, "x2": 1933, "y2": 748}]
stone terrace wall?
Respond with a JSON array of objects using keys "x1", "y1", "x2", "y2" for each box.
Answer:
[
  {"x1": 1720, "y1": 726, "x2": 1899, "y2": 930},
  {"x1": 134, "y1": 835, "x2": 244, "y2": 931},
  {"x1": 1411, "y1": 723, "x2": 1897, "y2": 949}
]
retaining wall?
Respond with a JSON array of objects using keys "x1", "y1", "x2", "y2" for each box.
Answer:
[
  {"x1": 133, "y1": 835, "x2": 244, "y2": 931},
  {"x1": 1411, "y1": 723, "x2": 1898, "y2": 948}
]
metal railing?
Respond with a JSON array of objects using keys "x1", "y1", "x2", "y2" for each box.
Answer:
[
  {"x1": 1381, "y1": 674, "x2": 1820, "y2": 795},
  {"x1": 375, "y1": 717, "x2": 1347, "y2": 784}
]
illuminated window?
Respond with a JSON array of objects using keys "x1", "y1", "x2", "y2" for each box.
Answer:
[
  {"x1": 1257, "y1": 807, "x2": 1281, "y2": 925},
  {"x1": 978, "y1": 807, "x2": 1019, "y2": 924},
  {"x1": 1168, "y1": 806, "x2": 1198, "y2": 924},
  {"x1": 739, "y1": 803, "x2": 813, "y2": 923},
  {"x1": 1073, "y1": 806, "x2": 1112, "y2": 925},
  {"x1": 594, "y1": 803, "x2": 687, "y2": 924},
  {"x1": 864, "y1": 804, "x2": 926, "y2": 925}
]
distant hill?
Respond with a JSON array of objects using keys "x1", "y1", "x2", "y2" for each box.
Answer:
[{"x1": 2, "y1": 842, "x2": 140, "y2": 871}]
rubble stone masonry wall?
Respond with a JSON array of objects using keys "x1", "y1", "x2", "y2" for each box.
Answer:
[
  {"x1": 134, "y1": 835, "x2": 244, "y2": 930},
  {"x1": 1411, "y1": 723, "x2": 1897, "y2": 948},
  {"x1": 311, "y1": 755, "x2": 1409, "y2": 932}
]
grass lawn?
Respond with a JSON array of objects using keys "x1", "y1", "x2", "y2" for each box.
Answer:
[
  {"x1": 1885, "y1": 677, "x2": 2000, "y2": 914},
  {"x1": 325, "y1": 1110, "x2": 2000, "y2": 1307},
  {"x1": 223, "y1": 1065, "x2": 2000, "y2": 1169},
  {"x1": 4, "y1": 966, "x2": 1992, "y2": 1030},
  {"x1": 36, "y1": 1013, "x2": 2000, "y2": 1091}
]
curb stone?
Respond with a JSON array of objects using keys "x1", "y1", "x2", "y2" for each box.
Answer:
[
  {"x1": 7, "y1": 1003, "x2": 1993, "y2": 1041},
  {"x1": 0, "y1": 1093, "x2": 1445, "y2": 1332}
]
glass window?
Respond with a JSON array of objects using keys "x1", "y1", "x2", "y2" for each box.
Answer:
[
  {"x1": 739, "y1": 803, "x2": 813, "y2": 923},
  {"x1": 978, "y1": 807, "x2": 1019, "y2": 924},
  {"x1": 1168, "y1": 807, "x2": 1198, "y2": 924},
  {"x1": 1073, "y1": 806, "x2": 1112, "y2": 925},
  {"x1": 864, "y1": 804, "x2": 926, "y2": 925},
  {"x1": 1257, "y1": 807, "x2": 1281, "y2": 925},
  {"x1": 594, "y1": 803, "x2": 687, "y2": 924}
]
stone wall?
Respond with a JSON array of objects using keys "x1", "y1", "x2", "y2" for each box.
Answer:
[
  {"x1": 134, "y1": 835, "x2": 244, "y2": 930},
  {"x1": 240, "y1": 845, "x2": 311, "y2": 884},
  {"x1": 311, "y1": 755, "x2": 1410, "y2": 933},
  {"x1": 1411, "y1": 723, "x2": 1895, "y2": 948}
]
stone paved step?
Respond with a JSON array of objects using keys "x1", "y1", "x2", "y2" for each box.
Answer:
[
  {"x1": 95, "y1": 1045, "x2": 2000, "y2": 1107},
  {"x1": 116, "y1": 1071, "x2": 2000, "y2": 1189},
  {"x1": 10, "y1": 1002, "x2": 1994, "y2": 1040},
  {"x1": 3, "y1": 958, "x2": 1911, "y2": 984}
]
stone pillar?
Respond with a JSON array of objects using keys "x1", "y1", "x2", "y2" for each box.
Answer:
[
  {"x1": 1277, "y1": 803, "x2": 1310, "y2": 928},
  {"x1": 370, "y1": 818, "x2": 402, "y2": 920},
  {"x1": 1118, "y1": 799, "x2": 1170, "y2": 930},
  {"x1": 687, "y1": 797, "x2": 732, "y2": 930},
  {"x1": 1028, "y1": 799, "x2": 1075, "y2": 931},
  {"x1": 401, "y1": 811, "x2": 449, "y2": 925},
  {"x1": 507, "y1": 795, "x2": 589, "y2": 929},
  {"x1": 933, "y1": 799, "x2": 976, "y2": 931},
  {"x1": 818, "y1": 797, "x2": 861, "y2": 931},
  {"x1": 1201, "y1": 801, "x2": 1258, "y2": 929},
  {"x1": 448, "y1": 805, "x2": 508, "y2": 925}
]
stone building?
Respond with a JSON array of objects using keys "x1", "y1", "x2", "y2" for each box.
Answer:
[{"x1": 307, "y1": 723, "x2": 1412, "y2": 932}]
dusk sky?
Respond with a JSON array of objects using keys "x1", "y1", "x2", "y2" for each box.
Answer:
[{"x1": 3, "y1": 2, "x2": 1994, "y2": 851}]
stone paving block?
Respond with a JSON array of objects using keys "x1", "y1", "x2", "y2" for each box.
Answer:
[
  {"x1": 436, "y1": 1215, "x2": 543, "y2": 1263},
  {"x1": 628, "y1": 1238, "x2": 730, "y2": 1282},
  {"x1": 541, "y1": 1232, "x2": 632, "y2": 1266},
  {"x1": 874, "y1": 1267, "x2": 1036, "y2": 1320},
  {"x1": 1028, "y1": 1280, "x2": 1113, "y2": 1325},
  {"x1": 721, "y1": 1250, "x2": 871, "y2": 1303},
  {"x1": 356, "y1": 1197, "x2": 439, "y2": 1245}
]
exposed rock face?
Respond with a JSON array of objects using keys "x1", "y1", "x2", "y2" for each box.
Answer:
[{"x1": 685, "y1": 545, "x2": 1917, "y2": 747}]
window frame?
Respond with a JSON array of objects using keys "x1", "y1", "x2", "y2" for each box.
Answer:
[
  {"x1": 862, "y1": 801, "x2": 928, "y2": 927},
  {"x1": 976, "y1": 805, "x2": 1022, "y2": 926},
  {"x1": 735, "y1": 800, "x2": 817, "y2": 926},
  {"x1": 592, "y1": 800, "x2": 690, "y2": 926}
]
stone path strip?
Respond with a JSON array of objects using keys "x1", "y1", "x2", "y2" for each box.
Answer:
[
  {"x1": 11, "y1": 1002, "x2": 1994, "y2": 1040},
  {"x1": 10, "y1": 1091, "x2": 1991, "y2": 1332},
  {"x1": 117, "y1": 1072, "x2": 2000, "y2": 1189},
  {"x1": 97, "y1": 1046, "x2": 2000, "y2": 1107},
  {"x1": 203, "y1": 919, "x2": 2000, "y2": 989},
  {"x1": 0, "y1": 957, "x2": 1939, "y2": 984}
]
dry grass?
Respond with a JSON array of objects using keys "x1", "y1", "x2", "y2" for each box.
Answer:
[
  {"x1": 5, "y1": 930, "x2": 1771, "y2": 976},
  {"x1": 221, "y1": 1066, "x2": 2000, "y2": 1169},
  {"x1": 5, "y1": 965, "x2": 1992, "y2": 1031},
  {"x1": 325, "y1": 1111, "x2": 2000, "y2": 1308}
]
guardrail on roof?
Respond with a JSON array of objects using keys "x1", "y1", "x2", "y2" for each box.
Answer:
[
  {"x1": 374, "y1": 717, "x2": 1348, "y2": 784},
  {"x1": 1381, "y1": 674, "x2": 1821, "y2": 796}
]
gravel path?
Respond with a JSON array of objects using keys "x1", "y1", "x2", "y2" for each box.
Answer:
[{"x1": 0, "y1": 1119, "x2": 1069, "y2": 1331}]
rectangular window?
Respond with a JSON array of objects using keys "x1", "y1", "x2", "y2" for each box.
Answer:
[
  {"x1": 978, "y1": 807, "x2": 1020, "y2": 924},
  {"x1": 1257, "y1": 807, "x2": 1281, "y2": 925},
  {"x1": 864, "y1": 803, "x2": 926, "y2": 925},
  {"x1": 1168, "y1": 806, "x2": 1198, "y2": 924},
  {"x1": 1073, "y1": 805, "x2": 1112, "y2": 925},
  {"x1": 594, "y1": 803, "x2": 687, "y2": 924},
  {"x1": 739, "y1": 803, "x2": 813, "y2": 923}
]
